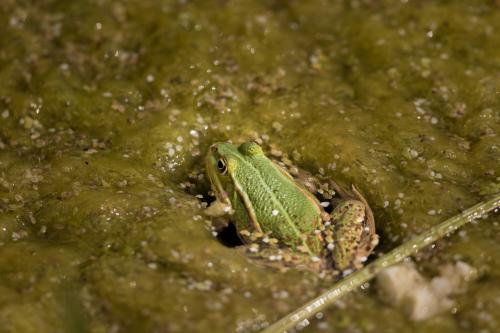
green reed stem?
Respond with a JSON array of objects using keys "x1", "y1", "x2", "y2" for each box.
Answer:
[{"x1": 262, "y1": 193, "x2": 500, "y2": 333}]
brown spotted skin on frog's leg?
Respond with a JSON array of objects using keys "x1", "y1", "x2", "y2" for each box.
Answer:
[
  {"x1": 328, "y1": 185, "x2": 379, "y2": 271},
  {"x1": 279, "y1": 164, "x2": 378, "y2": 271}
]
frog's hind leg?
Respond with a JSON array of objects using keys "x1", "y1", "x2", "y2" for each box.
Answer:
[
  {"x1": 329, "y1": 182, "x2": 379, "y2": 251},
  {"x1": 329, "y1": 198, "x2": 378, "y2": 271}
]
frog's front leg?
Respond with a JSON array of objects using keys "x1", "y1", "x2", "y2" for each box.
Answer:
[
  {"x1": 330, "y1": 197, "x2": 378, "y2": 271},
  {"x1": 205, "y1": 199, "x2": 234, "y2": 230}
]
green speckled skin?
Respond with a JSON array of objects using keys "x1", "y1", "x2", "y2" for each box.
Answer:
[{"x1": 206, "y1": 142, "x2": 323, "y2": 255}]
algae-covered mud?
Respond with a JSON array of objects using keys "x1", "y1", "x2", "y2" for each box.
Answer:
[{"x1": 0, "y1": 0, "x2": 499, "y2": 332}]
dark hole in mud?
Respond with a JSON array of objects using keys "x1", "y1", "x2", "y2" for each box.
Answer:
[{"x1": 216, "y1": 222, "x2": 243, "y2": 247}]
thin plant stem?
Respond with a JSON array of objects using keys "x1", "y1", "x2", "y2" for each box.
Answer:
[{"x1": 262, "y1": 193, "x2": 500, "y2": 333}]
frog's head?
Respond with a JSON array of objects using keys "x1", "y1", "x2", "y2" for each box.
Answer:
[{"x1": 205, "y1": 141, "x2": 264, "y2": 204}]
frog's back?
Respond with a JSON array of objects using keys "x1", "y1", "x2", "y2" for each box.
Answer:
[{"x1": 231, "y1": 146, "x2": 322, "y2": 253}]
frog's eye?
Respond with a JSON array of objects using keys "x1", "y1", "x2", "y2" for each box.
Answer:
[{"x1": 217, "y1": 159, "x2": 228, "y2": 174}]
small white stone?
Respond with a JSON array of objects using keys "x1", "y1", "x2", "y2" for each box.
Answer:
[{"x1": 271, "y1": 209, "x2": 279, "y2": 216}]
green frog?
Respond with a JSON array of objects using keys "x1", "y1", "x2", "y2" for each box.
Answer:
[{"x1": 205, "y1": 141, "x2": 378, "y2": 272}]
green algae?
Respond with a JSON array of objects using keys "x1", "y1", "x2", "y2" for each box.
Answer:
[{"x1": 0, "y1": 0, "x2": 499, "y2": 332}]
